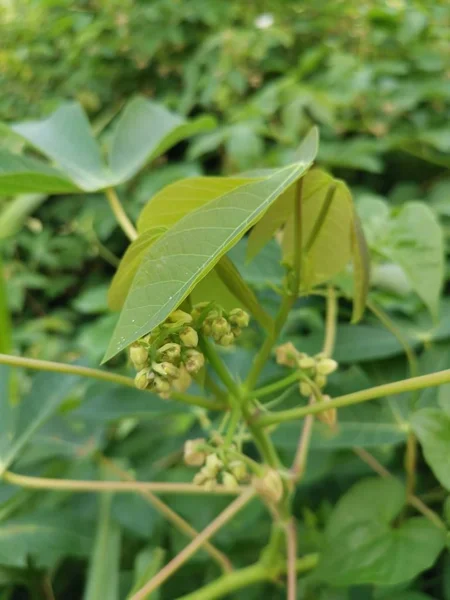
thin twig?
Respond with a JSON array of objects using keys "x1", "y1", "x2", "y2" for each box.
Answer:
[
  {"x1": 322, "y1": 286, "x2": 337, "y2": 358},
  {"x1": 99, "y1": 456, "x2": 233, "y2": 573},
  {"x1": 130, "y1": 489, "x2": 256, "y2": 600},
  {"x1": 286, "y1": 519, "x2": 297, "y2": 600}
]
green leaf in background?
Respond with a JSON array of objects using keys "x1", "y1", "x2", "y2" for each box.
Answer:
[
  {"x1": 108, "y1": 96, "x2": 216, "y2": 184},
  {"x1": 11, "y1": 103, "x2": 109, "y2": 191},
  {"x1": 104, "y1": 160, "x2": 312, "y2": 361},
  {"x1": 0, "y1": 150, "x2": 77, "y2": 195},
  {"x1": 0, "y1": 370, "x2": 80, "y2": 475},
  {"x1": 0, "y1": 513, "x2": 91, "y2": 568},
  {"x1": 411, "y1": 409, "x2": 450, "y2": 490},
  {"x1": 83, "y1": 494, "x2": 121, "y2": 600},
  {"x1": 358, "y1": 198, "x2": 444, "y2": 319},
  {"x1": 350, "y1": 212, "x2": 370, "y2": 323},
  {"x1": 127, "y1": 547, "x2": 165, "y2": 600},
  {"x1": 317, "y1": 477, "x2": 445, "y2": 586}
]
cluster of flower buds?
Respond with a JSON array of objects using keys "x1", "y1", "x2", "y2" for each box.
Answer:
[
  {"x1": 184, "y1": 438, "x2": 249, "y2": 491},
  {"x1": 191, "y1": 303, "x2": 250, "y2": 347},
  {"x1": 129, "y1": 309, "x2": 205, "y2": 399}
]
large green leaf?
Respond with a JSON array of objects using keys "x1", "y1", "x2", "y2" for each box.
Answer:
[
  {"x1": 282, "y1": 169, "x2": 354, "y2": 290},
  {"x1": 0, "y1": 370, "x2": 80, "y2": 475},
  {"x1": 83, "y1": 494, "x2": 121, "y2": 600},
  {"x1": 108, "y1": 96, "x2": 216, "y2": 184},
  {"x1": 411, "y1": 409, "x2": 450, "y2": 490},
  {"x1": 104, "y1": 160, "x2": 313, "y2": 361},
  {"x1": 0, "y1": 150, "x2": 78, "y2": 195},
  {"x1": 0, "y1": 513, "x2": 91, "y2": 568},
  {"x1": 317, "y1": 477, "x2": 445, "y2": 586},
  {"x1": 11, "y1": 103, "x2": 109, "y2": 191}
]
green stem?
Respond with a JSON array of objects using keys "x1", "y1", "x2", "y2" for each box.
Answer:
[
  {"x1": 0, "y1": 353, "x2": 225, "y2": 411},
  {"x1": 323, "y1": 285, "x2": 337, "y2": 357},
  {"x1": 224, "y1": 405, "x2": 242, "y2": 448},
  {"x1": 242, "y1": 405, "x2": 281, "y2": 468},
  {"x1": 200, "y1": 338, "x2": 241, "y2": 398},
  {"x1": 258, "y1": 369, "x2": 450, "y2": 427},
  {"x1": 246, "y1": 293, "x2": 295, "y2": 391},
  {"x1": 105, "y1": 187, "x2": 138, "y2": 242},
  {"x1": 253, "y1": 372, "x2": 302, "y2": 399},
  {"x1": 176, "y1": 554, "x2": 319, "y2": 600}
]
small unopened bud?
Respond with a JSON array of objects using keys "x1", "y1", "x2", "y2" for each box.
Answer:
[
  {"x1": 275, "y1": 342, "x2": 300, "y2": 368},
  {"x1": 153, "y1": 376, "x2": 171, "y2": 395},
  {"x1": 228, "y1": 308, "x2": 250, "y2": 328},
  {"x1": 152, "y1": 361, "x2": 179, "y2": 379},
  {"x1": 168, "y1": 309, "x2": 192, "y2": 324},
  {"x1": 204, "y1": 454, "x2": 223, "y2": 477},
  {"x1": 316, "y1": 395, "x2": 337, "y2": 427},
  {"x1": 300, "y1": 381, "x2": 312, "y2": 397},
  {"x1": 180, "y1": 326, "x2": 199, "y2": 348},
  {"x1": 184, "y1": 438, "x2": 206, "y2": 466},
  {"x1": 193, "y1": 471, "x2": 208, "y2": 486},
  {"x1": 135, "y1": 368, "x2": 152, "y2": 390},
  {"x1": 217, "y1": 333, "x2": 234, "y2": 347},
  {"x1": 253, "y1": 468, "x2": 283, "y2": 504},
  {"x1": 316, "y1": 358, "x2": 338, "y2": 376},
  {"x1": 172, "y1": 365, "x2": 192, "y2": 393},
  {"x1": 229, "y1": 461, "x2": 247, "y2": 482},
  {"x1": 298, "y1": 353, "x2": 316, "y2": 370},
  {"x1": 157, "y1": 342, "x2": 181, "y2": 362},
  {"x1": 316, "y1": 374, "x2": 327, "y2": 388},
  {"x1": 211, "y1": 317, "x2": 231, "y2": 340},
  {"x1": 185, "y1": 350, "x2": 205, "y2": 374},
  {"x1": 222, "y1": 472, "x2": 239, "y2": 491},
  {"x1": 231, "y1": 326, "x2": 242, "y2": 338},
  {"x1": 129, "y1": 344, "x2": 148, "y2": 369},
  {"x1": 191, "y1": 302, "x2": 210, "y2": 321},
  {"x1": 203, "y1": 479, "x2": 217, "y2": 491}
]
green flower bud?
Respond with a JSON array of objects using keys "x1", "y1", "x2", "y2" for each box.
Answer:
[
  {"x1": 152, "y1": 361, "x2": 179, "y2": 379},
  {"x1": 180, "y1": 326, "x2": 199, "y2": 348},
  {"x1": 211, "y1": 317, "x2": 231, "y2": 340},
  {"x1": 202, "y1": 322, "x2": 212, "y2": 336},
  {"x1": 316, "y1": 395, "x2": 337, "y2": 427},
  {"x1": 316, "y1": 358, "x2": 338, "y2": 376},
  {"x1": 184, "y1": 438, "x2": 206, "y2": 466},
  {"x1": 153, "y1": 376, "x2": 171, "y2": 396},
  {"x1": 203, "y1": 479, "x2": 217, "y2": 491},
  {"x1": 222, "y1": 472, "x2": 239, "y2": 491},
  {"x1": 172, "y1": 365, "x2": 192, "y2": 393},
  {"x1": 229, "y1": 308, "x2": 250, "y2": 328},
  {"x1": 134, "y1": 368, "x2": 152, "y2": 390},
  {"x1": 184, "y1": 349, "x2": 205, "y2": 374},
  {"x1": 204, "y1": 453, "x2": 223, "y2": 478},
  {"x1": 206, "y1": 309, "x2": 220, "y2": 322},
  {"x1": 253, "y1": 468, "x2": 283, "y2": 505},
  {"x1": 217, "y1": 332, "x2": 234, "y2": 347},
  {"x1": 316, "y1": 374, "x2": 327, "y2": 388},
  {"x1": 157, "y1": 342, "x2": 181, "y2": 362},
  {"x1": 168, "y1": 309, "x2": 193, "y2": 324},
  {"x1": 300, "y1": 381, "x2": 312, "y2": 397},
  {"x1": 231, "y1": 326, "x2": 242, "y2": 339},
  {"x1": 298, "y1": 353, "x2": 316, "y2": 370},
  {"x1": 193, "y1": 471, "x2": 208, "y2": 486},
  {"x1": 129, "y1": 343, "x2": 149, "y2": 370},
  {"x1": 191, "y1": 302, "x2": 210, "y2": 321},
  {"x1": 229, "y1": 460, "x2": 247, "y2": 482}
]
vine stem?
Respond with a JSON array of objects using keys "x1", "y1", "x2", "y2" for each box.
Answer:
[
  {"x1": 286, "y1": 519, "x2": 297, "y2": 600},
  {"x1": 130, "y1": 489, "x2": 256, "y2": 600},
  {"x1": 252, "y1": 371, "x2": 302, "y2": 399},
  {"x1": 0, "y1": 353, "x2": 225, "y2": 411},
  {"x1": 105, "y1": 187, "x2": 138, "y2": 241},
  {"x1": 2, "y1": 470, "x2": 246, "y2": 496},
  {"x1": 175, "y1": 553, "x2": 319, "y2": 600},
  {"x1": 258, "y1": 369, "x2": 450, "y2": 427},
  {"x1": 98, "y1": 456, "x2": 233, "y2": 573}
]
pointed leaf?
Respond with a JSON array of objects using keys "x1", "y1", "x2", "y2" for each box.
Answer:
[
  {"x1": 0, "y1": 150, "x2": 78, "y2": 195},
  {"x1": 283, "y1": 169, "x2": 353, "y2": 289},
  {"x1": 350, "y1": 212, "x2": 370, "y2": 322},
  {"x1": 109, "y1": 96, "x2": 216, "y2": 184},
  {"x1": 137, "y1": 176, "x2": 257, "y2": 233},
  {"x1": 104, "y1": 161, "x2": 312, "y2": 361},
  {"x1": 411, "y1": 408, "x2": 450, "y2": 489},
  {"x1": 11, "y1": 103, "x2": 109, "y2": 191},
  {"x1": 83, "y1": 494, "x2": 121, "y2": 600}
]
